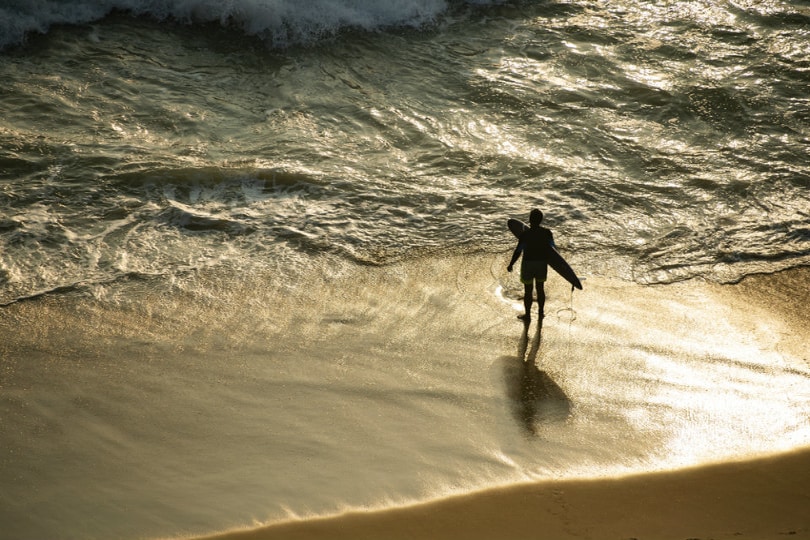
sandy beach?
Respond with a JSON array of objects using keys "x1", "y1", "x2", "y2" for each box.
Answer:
[
  {"x1": 194, "y1": 447, "x2": 810, "y2": 540},
  {"x1": 3, "y1": 259, "x2": 808, "y2": 540},
  {"x1": 187, "y1": 268, "x2": 810, "y2": 540},
  {"x1": 4, "y1": 4, "x2": 810, "y2": 539}
]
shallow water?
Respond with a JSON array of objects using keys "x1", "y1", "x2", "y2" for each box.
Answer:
[
  {"x1": 2, "y1": 256, "x2": 809, "y2": 540},
  {"x1": 2, "y1": 1, "x2": 809, "y2": 305},
  {"x1": 1, "y1": 1, "x2": 809, "y2": 539}
]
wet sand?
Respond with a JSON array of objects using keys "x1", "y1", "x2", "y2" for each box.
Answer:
[
  {"x1": 190, "y1": 268, "x2": 810, "y2": 540},
  {"x1": 4, "y1": 262, "x2": 807, "y2": 540}
]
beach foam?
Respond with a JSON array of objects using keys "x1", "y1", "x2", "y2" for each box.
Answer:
[{"x1": 0, "y1": 0, "x2": 498, "y2": 49}]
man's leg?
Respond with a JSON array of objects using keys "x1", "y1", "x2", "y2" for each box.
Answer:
[
  {"x1": 537, "y1": 281, "x2": 546, "y2": 319},
  {"x1": 522, "y1": 282, "x2": 534, "y2": 320}
]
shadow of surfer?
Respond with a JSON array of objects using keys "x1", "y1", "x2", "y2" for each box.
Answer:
[{"x1": 501, "y1": 319, "x2": 571, "y2": 436}]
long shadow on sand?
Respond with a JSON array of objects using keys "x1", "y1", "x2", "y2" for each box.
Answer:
[{"x1": 499, "y1": 319, "x2": 571, "y2": 436}]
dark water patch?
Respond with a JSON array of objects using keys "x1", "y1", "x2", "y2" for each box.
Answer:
[
  {"x1": 756, "y1": 10, "x2": 810, "y2": 28},
  {"x1": 785, "y1": 173, "x2": 810, "y2": 189},
  {"x1": 560, "y1": 24, "x2": 622, "y2": 47},
  {"x1": 111, "y1": 167, "x2": 328, "y2": 192},
  {"x1": 157, "y1": 203, "x2": 255, "y2": 236},
  {"x1": 0, "y1": 219, "x2": 20, "y2": 234},
  {"x1": 618, "y1": 84, "x2": 676, "y2": 109},
  {"x1": 710, "y1": 26, "x2": 757, "y2": 46},
  {"x1": 0, "y1": 155, "x2": 46, "y2": 178},
  {"x1": 532, "y1": 2, "x2": 587, "y2": 19},
  {"x1": 685, "y1": 85, "x2": 752, "y2": 132},
  {"x1": 649, "y1": 42, "x2": 698, "y2": 61}
]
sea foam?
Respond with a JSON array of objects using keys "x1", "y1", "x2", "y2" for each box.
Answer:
[{"x1": 0, "y1": 0, "x2": 501, "y2": 49}]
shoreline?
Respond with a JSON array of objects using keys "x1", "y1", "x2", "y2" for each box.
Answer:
[
  {"x1": 192, "y1": 447, "x2": 810, "y2": 540},
  {"x1": 3, "y1": 263, "x2": 808, "y2": 540},
  {"x1": 187, "y1": 266, "x2": 810, "y2": 540}
]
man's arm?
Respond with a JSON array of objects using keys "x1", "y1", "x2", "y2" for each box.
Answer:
[{"x1": 507, "y1": 241, "x2": 523, "y2": 272}]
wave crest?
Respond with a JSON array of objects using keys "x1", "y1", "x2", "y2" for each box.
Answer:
[{"x1": 1, "y1": 0, "x2": 501, "y2": 50}]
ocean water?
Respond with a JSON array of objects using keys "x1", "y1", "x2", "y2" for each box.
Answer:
[{"x1": 1, "y1": 1, "x2": 809, "y2": 539}]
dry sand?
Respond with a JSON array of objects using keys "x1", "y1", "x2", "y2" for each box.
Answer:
[{"x1": 196, "y1": 447, "x2": 810, "y2": 540}]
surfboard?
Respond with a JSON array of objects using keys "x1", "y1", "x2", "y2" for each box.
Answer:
[{"x1": 508, "y1": 218, "x2": 583, "y2": 290}]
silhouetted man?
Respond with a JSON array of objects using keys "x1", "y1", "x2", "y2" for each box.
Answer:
[{"x1": 507, "y1": 208, "x2": 554, "y2": 321}]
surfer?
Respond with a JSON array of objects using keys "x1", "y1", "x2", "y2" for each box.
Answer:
[{"x1": 507, "y1": 209, "x2": 554, "y2": 321}]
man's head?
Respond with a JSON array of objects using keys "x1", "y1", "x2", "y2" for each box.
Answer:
[{"x1": 529, "y1": 208, "x2": 543, "y2": 226}]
